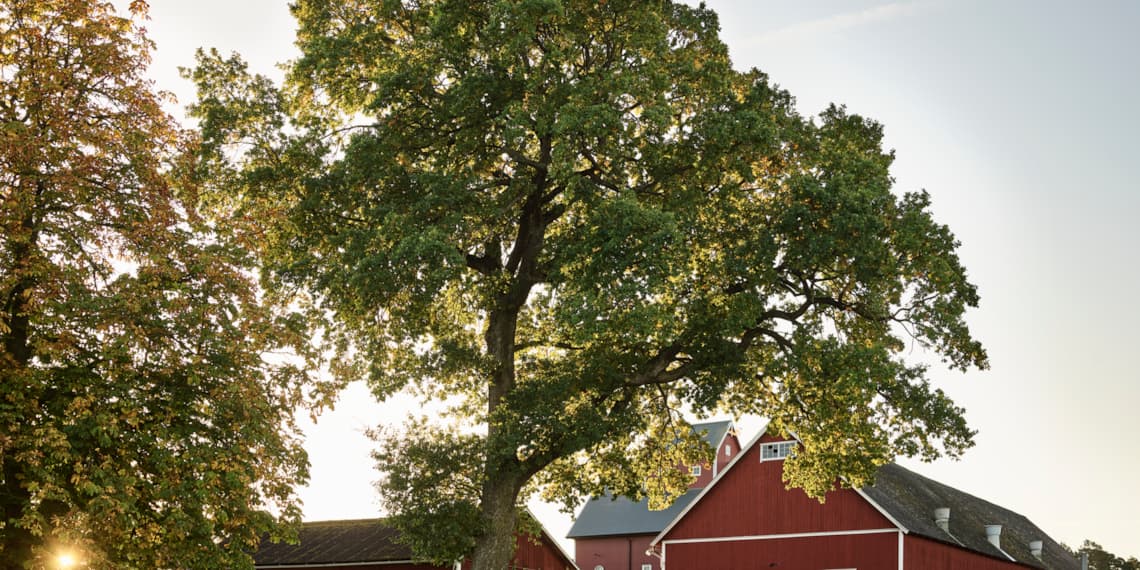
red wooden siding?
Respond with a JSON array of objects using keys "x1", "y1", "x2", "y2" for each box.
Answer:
[
  {"x1": 574, "y1": 428, "x2": 739, "y2": 570},
  {"x1": 575, "y1": 535, "x2": 659, "y2": 570},
  {"x1": 512, "y1": 530, "x2": 577, "y2": 570},
  {"x1": 904, "y1": 534, "x2": 1035, "y2": 570},
  {"x1": 663, "y1": 531, "x2": 899, "y2": 570},
  {"x1": 264, "y1": 564, "x2": 439, "y2": 570},
  {"x1": 690, "y1": 431, "x2": 742, "y2": 488},
  {"x1": 663, "y1": 433, "x2": 895, "y2": 541},
  {"x1": 458, "y1": 532, "x2": 574, "y2": 570}
]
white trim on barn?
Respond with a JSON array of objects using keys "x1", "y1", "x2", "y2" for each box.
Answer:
[{"x1": 661, "y1": 527, "x2": 899, "y2": 546}]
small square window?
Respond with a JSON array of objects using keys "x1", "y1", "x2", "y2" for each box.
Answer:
[
  {"x1": 642, "y1": 565, "x2": 653, "y2": 570},
  {"x1": 690, "y1": 464, "x2": 701, "y2": 476}
]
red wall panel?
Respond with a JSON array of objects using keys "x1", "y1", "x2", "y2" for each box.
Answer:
[
  {"x1": 689, "y1": 432, "x2": 743, "y2": 488},
  {"x1": 663, "y1": 531, "x2": 899, "y2": 570},
  {"x1": 575, "y1": 535, "x2": 660, "y2": 570},
  {"x1": 265, "y1": 564, "x2": 440, "y2": 570},
  {"x1": 904, "y1": 534, "x2": 1034, "y2": 570},
  {"x1": 664, "y1": 434, "x2": 895, "y2": 541},
  {"x1": 512, "y1": 530, "x2": 577, "y2": 570}
]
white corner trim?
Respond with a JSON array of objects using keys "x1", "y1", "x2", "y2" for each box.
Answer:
[
  {"x1": 897, "y1": 530, "x2": 905, "y2": 570},
  {"x1": 256, "y1": 561, "x2": 419, "y2": 568},
  {"x1": 661, "y1": 527, "x2": 899, "y2": 546}
]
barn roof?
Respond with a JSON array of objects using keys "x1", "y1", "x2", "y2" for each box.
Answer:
[
  {"x1": 650, "y1": 426, "x2": 1081, "y2": 570},
  {"x1": 863, "y1": 463, "x2": 1080, "y2": 570},
  {"x1": 566, "y1": 419, "x2": 735, "y2": 539},
  {"x1": 255, "y1": 513, "x2": 577, "y2": 569},
  {"x1": 690, "y1": 419, "x2": 734, "y2": 450},
  {"x1": 253, "y1": 518, "x2": 412, "y2": 567},
  {"x1": 566, "y1": 488, "x2": 702, "y2": 538}
]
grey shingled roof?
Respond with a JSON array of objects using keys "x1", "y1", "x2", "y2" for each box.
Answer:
[
  {"x1": 253, "y1": 518, "x2": 411, "y2": 566},
  {"x1": 863, "y1": 464, "x2": 1080, "y2": 570},
  {"x1": 568, "y1": 420, "x2": 734, "y2": 539},
  {"x1": 566, "y1": 488, "x2": 703, "y2": 538},
  {"x1": 690, "y1": 419, "x2": 733, "y2": 449}
]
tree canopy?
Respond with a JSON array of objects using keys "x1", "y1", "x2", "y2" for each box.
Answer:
[
  {"x1": 190, "y1": 0, "x2": 988, "y2": 568},
  {"x1": 1076, "y1": 540, "x2": 1140, "y2": 570},
  {"x1": 0, "y1": 1, "x2": 314, "y2": 567}
]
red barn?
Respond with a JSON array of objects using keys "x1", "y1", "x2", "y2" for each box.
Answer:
[
  {"x1": 254, "y1": 515, "x2": 576, "y2": 570},
  {"x1": 649, "y1": 430, "x2": 1080, "y2": 570},
  {"x1": 568, "y1": 420, "x2": 741, "y2": 570}
]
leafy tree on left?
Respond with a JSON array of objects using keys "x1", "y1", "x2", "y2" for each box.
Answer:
[{"x1": 0, "y1": 1, "x2": 317, "y2": 568}]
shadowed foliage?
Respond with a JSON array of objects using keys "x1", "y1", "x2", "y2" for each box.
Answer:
[{"x1": 0, "y1": 1, "x2": 317, "y2": 567}]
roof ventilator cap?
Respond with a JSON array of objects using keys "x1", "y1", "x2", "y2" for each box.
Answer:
[
  {"x1": 1029, "y1": 540, "x2": 1044, "y2": 559},
  {"x1": 933, "y1": 507, "x2": 950, "y2": 533},
  {"x1": 985, "y1": 524, "x2": 1002, "y2": 549}
]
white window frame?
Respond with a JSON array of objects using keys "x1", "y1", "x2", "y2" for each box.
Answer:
[
  {"x1": 760, "y1": 440, "x2": 796, "y2": 461},
  {"x1": 689, "y1": 464, "x2": 701, "y2": 476},
  {"x1": 641, "y1": 565, "x2": 653, "y2": 570}
]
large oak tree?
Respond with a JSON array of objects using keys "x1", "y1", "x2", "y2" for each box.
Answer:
[
  {"x1": 191, "y1": 1, "x2": 989, "y2": 568},
  {"x1": 1, "y1": 1, "x2": 315, "y2": 567}
]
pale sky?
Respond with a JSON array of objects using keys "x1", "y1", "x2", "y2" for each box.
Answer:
[{"x1": 125, "y1": 0, "x2": 1139, "y2": 559}]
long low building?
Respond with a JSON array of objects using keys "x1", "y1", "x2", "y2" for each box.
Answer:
[{"x1": 254, "y1": 516, "x2": 576, "y2": 570}]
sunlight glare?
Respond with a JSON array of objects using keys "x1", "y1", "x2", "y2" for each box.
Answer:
[{"x1": 57, "y1": 553, "x2": 77, "y2": 568}]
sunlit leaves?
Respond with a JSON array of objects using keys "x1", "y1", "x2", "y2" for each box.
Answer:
[
  {"x1": 191, "y1": 0, "x2": 988, "y2": 567},
  {"x1": 1, "y1": 1, "x2": 313, "y2": 567}
]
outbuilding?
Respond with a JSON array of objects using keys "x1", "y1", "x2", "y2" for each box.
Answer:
[{"x1": 254, "y1": 516, "x2": 577, "y2": 570}]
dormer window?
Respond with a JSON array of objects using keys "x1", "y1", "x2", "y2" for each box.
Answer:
[{"x1": 760, "y1": 441, "x2": 796, "y2": 461}]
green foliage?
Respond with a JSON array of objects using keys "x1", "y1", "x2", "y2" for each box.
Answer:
[
  {"x1": 189, "y1": 0, "x2": 988, "y2": 567},
  {"x1": 0, "y1": 1, "x2": 316, "y2": 567},
  {"x1": 1076, "y1": 540, "x2": 1140, "y2": 570},
  {"x1": 370, "y1": 421, "x2": 485, "y2": 565}
]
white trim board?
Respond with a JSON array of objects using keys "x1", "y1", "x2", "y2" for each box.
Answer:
[
  {"x1": 256, "y1": 561, "x2": 419, "y2": 568},
  {"x1": 661, "y1": 527, "x2": 899, "y2": 546}
]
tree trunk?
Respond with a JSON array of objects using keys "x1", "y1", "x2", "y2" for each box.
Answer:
[
  {"x1": 0, "y1": 204, "x2": 38, "y2": 569},
  {"x1": 0, "y1": 452, "x2": 33, "y2": 569},
  {"x1": 469, "y1": 474, "x2": 523, "y2": 570}
]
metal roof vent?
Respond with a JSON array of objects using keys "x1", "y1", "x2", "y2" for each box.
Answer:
[
  {"x1": 934, "y1": 507, "x2": 950, "y2": 533},
  {"x1": 985, "y1": 525, "x2": 1002, "y2": 549},
  {"x1": 1029, "y1": 540, "x2": 1044, "y2": 559}
]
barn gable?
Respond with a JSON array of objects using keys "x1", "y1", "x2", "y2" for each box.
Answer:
[
  {"x1": 652, "y1": 430, "x2": 897, "y2": 543},
  {"x1": 651, "y1": 426, "x2": 1081, "y2": 570}
]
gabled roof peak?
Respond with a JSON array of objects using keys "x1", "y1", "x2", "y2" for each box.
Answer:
[{"x1": 650, "y1": 424, "x2": 1079, "y2": 569}]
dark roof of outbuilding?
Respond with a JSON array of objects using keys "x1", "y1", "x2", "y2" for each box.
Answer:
[
  {"x1": 566, "y1": 488, "x2": 703, "y2": 538},
  {"x1": 863, "y1": 463, "x2": 1080, "y2": 570},
  {"x1": 253, "y1": 518, "x2": 411, "y2": 566}
]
